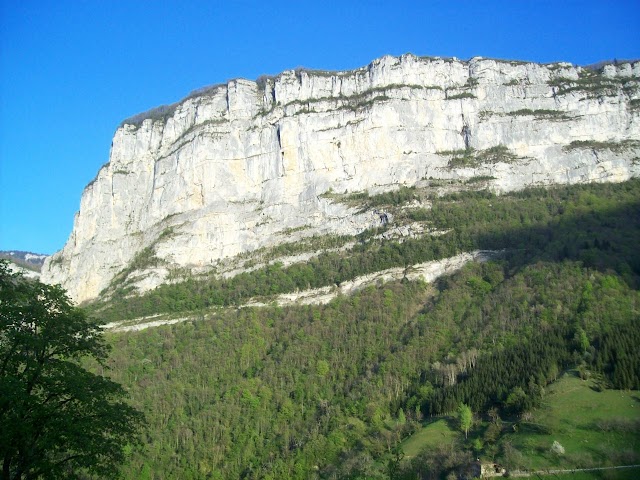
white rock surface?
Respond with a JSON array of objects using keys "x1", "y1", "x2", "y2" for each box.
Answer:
[
  {"x1": 42, "y1": 55, "x2": 640, "y2": 302},
  {"x1": 104, "y1": 250, "x2": 497, "y2": 332},
  {"x1": 246, "y1": 250, "x2": 498, "y2": 308},
  {"x1": 6, "y1": 262, "x2": 41, "y2": 280}
]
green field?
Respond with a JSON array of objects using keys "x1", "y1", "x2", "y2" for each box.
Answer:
[
  {"x1": 508, "y1": 373, "x2": 640, "y2": 472},
  {"x1": 402, "y1": 372, "x2": 640, "y2": 476},
  {"x1": 548, "y1": 468, "x2": 640, "y2": 480},
  {"x1": 401, "y1": 418, "x2": 458, "y2": 459}
]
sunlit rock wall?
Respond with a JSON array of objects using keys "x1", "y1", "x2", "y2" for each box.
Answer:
[{"x1": 42, "y1": 54, "x2": 640, "y2": 302}]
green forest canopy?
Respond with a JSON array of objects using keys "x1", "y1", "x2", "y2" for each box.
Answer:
[{"x1": 92, "y1": 179, "x2": 639, "y2": 479}]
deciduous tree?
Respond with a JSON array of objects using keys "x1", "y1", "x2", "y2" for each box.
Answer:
[
  {"x1": 0, "y1": 261, "x2": 143, "y2": 480},
  {"x1": 457, "y1": 403, "x2": 472, "y2": 439}
]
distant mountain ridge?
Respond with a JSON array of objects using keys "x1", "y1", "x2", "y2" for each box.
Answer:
[
  {"x1": 1, "y1": 251, "x2": 47, "y2": 281},
  {"x1": 0, "y1": 251, "x2": 48, "y2": 272},
  {"x1": 41, "y1": 53, "x2": 640, "y2": 302}
]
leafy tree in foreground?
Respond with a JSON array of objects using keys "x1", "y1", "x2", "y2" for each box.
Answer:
[{"x1": 0, "y1": 261, "x2": 143, "y2": 480}]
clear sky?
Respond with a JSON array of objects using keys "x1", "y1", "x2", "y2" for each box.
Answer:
[{"x1": 1, "y1": 0, "x2": 639, "y2": 255}]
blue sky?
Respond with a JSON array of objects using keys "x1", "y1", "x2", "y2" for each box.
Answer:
[{"x1": 1, "y1": 0, "x2": 639, "y2": 255}]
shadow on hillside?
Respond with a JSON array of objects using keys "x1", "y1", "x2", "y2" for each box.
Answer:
[
  {"x1": 473, "y1": 200, "x2": 640, "y2": 289},
  {"x1": 92, "y1": 185, "x2": 640, "y2": 322}
]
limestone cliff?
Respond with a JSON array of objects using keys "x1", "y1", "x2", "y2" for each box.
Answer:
[{"x1": 42, "y1": 54, "x2": 640, "y2": 302}]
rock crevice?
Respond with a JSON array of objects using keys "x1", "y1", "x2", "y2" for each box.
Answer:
[{"x1": 42, "y1": 55, "x2": 640, "y2": 302}]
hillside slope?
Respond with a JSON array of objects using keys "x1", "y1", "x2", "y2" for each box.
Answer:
[{"x1": 95, "y1": 179, "x2": 640, "y2": 480}]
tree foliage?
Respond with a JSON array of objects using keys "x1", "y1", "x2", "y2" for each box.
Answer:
[
  {"x1": 77, "y1": 179, "x2": 640, "y2": 478},
  {"x1": 457, "y1": 404, "x2": 472, "y2": 439},
  {"x1": 0, "y1": 261, "x2": 143, "y2": 480}
]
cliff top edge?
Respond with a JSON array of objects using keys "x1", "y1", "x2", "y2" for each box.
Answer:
[{"x1": 119, "y1": 53, "x2": 639, "y2": 129}]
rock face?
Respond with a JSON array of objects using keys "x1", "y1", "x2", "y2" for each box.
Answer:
[{"x1": 42, "y1": 54, "x2": 640, "y2": 302}]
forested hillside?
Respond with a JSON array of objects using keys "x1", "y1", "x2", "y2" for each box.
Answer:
[{"x1": 95, "y1": 179, "x2": 640, "y2": 479}]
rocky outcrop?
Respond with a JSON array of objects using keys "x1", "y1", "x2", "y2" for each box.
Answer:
[
  {"x1": 103, "y1": 250, "x2": 498, "y2": 332},
  {"x1": 42, "y1": 54, "x2": 640, "y2": 302}
]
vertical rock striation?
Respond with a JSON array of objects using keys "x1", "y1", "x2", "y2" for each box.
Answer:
[{"x1": 42, "y1": 54, "x2": 640, "y2": 302}]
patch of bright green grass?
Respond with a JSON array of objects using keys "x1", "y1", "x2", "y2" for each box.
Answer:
[
  {"x1": 546, "y1": 465, "x2": 640, "y2": 479},
  {"x1": 400, "y1": 372, "x2": 639, "y2": 474},
  {"x1": 401, "y1": 418, "x2": 457, "y2": 459},
  {"x1": 505, "y1": 372, "x2": 640, "y2": 471}
]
